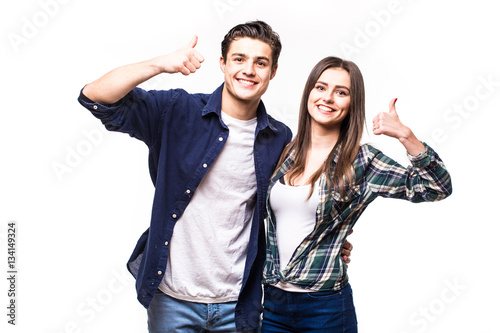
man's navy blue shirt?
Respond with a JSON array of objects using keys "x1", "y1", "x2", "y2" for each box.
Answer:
[{"x1": 78, "y1": 83, "x2": 292, "y2": 331}]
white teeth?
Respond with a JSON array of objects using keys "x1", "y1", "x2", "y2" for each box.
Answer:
[
  {"x1": 238, "y1": 79, "x2": 256, "y2": 86},
  {"x1": 318, "y1": 105, "x2": 334, "y2": 112}
]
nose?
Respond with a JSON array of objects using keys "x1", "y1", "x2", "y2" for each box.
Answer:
[
  {"x1": 322, "y1": 90, "x2": 335, "y2": 104},
  {"x1": 243, "y1": 62, "x2": 256, "y2": 76}
]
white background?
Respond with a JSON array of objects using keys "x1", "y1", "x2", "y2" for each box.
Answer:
[{"x1": 1, "y1": 0, "x2": 499, "y2": 332}]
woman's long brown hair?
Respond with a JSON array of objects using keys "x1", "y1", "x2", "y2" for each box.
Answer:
[{"x1": 277, "y1": 56, "x2": 366, "y2": 198}]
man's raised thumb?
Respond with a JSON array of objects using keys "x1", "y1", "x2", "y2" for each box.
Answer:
[{"x1": 187, "y1": 35, "x2": 198, "y2": 49}]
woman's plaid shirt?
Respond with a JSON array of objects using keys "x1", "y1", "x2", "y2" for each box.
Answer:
[{"x1": 263, "y1": 143, "x2": 452, "y2": 291}]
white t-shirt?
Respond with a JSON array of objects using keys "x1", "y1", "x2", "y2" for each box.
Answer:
[
  {"x1": 159, "y1": 111, "x2": 258, "y2": 303},
  {"x1": 269, "y1": 180, "x2": 319, "y2": 292}
]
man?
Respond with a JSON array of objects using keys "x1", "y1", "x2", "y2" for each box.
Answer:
[{"x1": 78, "y1": 21, "x2": 352, "y2": 332}]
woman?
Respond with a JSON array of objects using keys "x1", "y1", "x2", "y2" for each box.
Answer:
[{"x1": 261, "y1": 57, "x2": 452, "y2": 332}]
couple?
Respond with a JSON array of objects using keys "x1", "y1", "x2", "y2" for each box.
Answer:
[{"x1": 77, "y1": 21, "x2": 452, "y2": 332}]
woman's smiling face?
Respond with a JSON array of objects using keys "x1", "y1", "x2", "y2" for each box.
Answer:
[{"x1": 307, "y1": 67, "x2": 351, "y2": 130}]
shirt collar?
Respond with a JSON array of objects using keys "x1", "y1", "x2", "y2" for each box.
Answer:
[{"x1": 202, "y1": 83, "x2": 275, "y2": 132}]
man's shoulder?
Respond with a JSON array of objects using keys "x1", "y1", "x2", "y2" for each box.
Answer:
[
  {"x1": 264, "y1": 114, "x2": 292, "y2": 144},
  {"x1": 180, "y1": 84, "x2": 223, "y2": 110},
  {"x1": 267, "y1": 113, "x2": 290, "y2": 131}
]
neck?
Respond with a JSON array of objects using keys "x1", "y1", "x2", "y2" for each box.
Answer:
[
  {"x1": 309, "y1": 123, "x2": 340, "y2": 153},
  {"x1": 288, "y1": 124, "x2": 339, "y2": 186},
  {"x1": 221, "y1": 88, "x2": 259, "y2": 121}
]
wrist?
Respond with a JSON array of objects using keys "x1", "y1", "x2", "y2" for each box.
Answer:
[
  {"x1": 147, "y1": 56, "x2": 167, "y2": 76},
  {"x1": 398, "y1": 127, "x2": 425, "y2": 156},
  {"x1": 397, "y1": 126, "x2": 413, "y2": 143}
]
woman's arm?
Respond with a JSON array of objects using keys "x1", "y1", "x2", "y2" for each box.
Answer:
[{"x1": 364, "y1": 98, "x2": 452, "y2": 202}]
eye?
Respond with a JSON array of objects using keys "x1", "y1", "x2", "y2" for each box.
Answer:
[
  {"x1": 315, "y1": 85, "x2": 325, "y2": 91},
  {"x1": 336, "y1": 90, "x2": 349, "y2": 96}
]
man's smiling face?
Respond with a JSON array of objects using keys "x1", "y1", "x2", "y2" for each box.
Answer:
[{"x1": 220, "y1": 37, "x2": 277, "y2": 118}]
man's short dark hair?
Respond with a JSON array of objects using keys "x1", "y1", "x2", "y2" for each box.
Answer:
[{"x1": 221, "y1": 20, "x2": 282, "y2": 68}]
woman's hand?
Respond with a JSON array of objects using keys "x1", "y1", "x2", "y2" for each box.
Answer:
[
  {"x1": 372, "y1": 98, "x2": 426, "y2": 156},
  {"x1": 372, "y1": 98, "x2": 409, "y2": 139}
]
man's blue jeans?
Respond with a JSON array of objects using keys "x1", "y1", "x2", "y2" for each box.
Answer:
[
  {"x1": 261, "y1": 283, "x2": 358, "y2": 332},
  {"x1": 147, "y1": 290, "x2": 255, "y2": 332}
]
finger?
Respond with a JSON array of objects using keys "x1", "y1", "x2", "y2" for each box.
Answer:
[
  {"x1": 343, "y1": 239, "x2": 353, "y2": 251},
  {"x1": 389, "y1": 97, "x2": 398, "y2": 114},
  {"x1": 193, "y1": 49, "x2": 205, "y2": 63},
  {"x1": 181, "y1": 51, "x2": 203, "y2": 71},
  {"x1": 341, "y1": 248, "x2": 351, "y2": 258},
  {"x1": 187, "y1": 35, "x2": 198, "y2": 49},
  {"x1": 343, "y1": 255, "x2": 351, "y2": 264},
  {"x1": 372, "y1": 117, "x2": 381, "y2": 134},
  {"x1": 183, "y1": 61, "x2": 198, "y2": 74},
  {"x1": 186, "y1": 56, "x2": 202, "y2": 70},
  {"x1": 341, "y1": 248, "x2": 351, "y2": 256},
  {"x1": 179, "y1": 66, "x2": 191, "y2": 76}
]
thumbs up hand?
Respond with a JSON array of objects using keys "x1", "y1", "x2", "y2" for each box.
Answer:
[
  {"x1": 372, "y1": 98, "x2": 427, "y2": 156},
  {"x1": 154, "y1": 35, "x2": 205, "y2": 75},
  {"x1": 372, "y1": 98, "x2": 408, "y2": 139}
]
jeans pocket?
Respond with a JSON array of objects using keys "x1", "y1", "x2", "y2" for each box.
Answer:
[{"x1": 305, "y1": 289, "x2": 342, "y2": 300}]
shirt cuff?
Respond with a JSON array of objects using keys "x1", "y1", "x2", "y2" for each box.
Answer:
[
  {"x1": 407, "y1": 142, "x2": 433, "y2": 168},
  {"x1": 78, "y1": 87, "x2": 124, "y2": 112}
]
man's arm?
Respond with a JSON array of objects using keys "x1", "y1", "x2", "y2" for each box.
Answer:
[{"x1": 82, "y1": 36, "x2": 204, "y2": 104}]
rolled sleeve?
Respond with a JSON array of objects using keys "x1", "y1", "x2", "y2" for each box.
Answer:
[
  {"x1": 366, "y1": 142, "x2": 452, "y2": 202},
  {"x1": 407, "y1": 143, "x2": 431, "y2": 168},
  {"x1": 77, "y1": 87, "x2": 167, "y2": 147},
  {"x1": 78, "y1": 88, "x2": 126, "y2": 123},
  {"x1": 411, "y1": 142, "x2": 453, "y2": 200}
]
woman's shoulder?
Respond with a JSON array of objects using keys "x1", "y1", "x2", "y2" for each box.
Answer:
[{"x1": 355, "y1": 143, "x2": 383, "y2": 163}]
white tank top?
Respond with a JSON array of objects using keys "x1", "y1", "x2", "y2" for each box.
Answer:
[{"x1": 269, "y1": 179, "x2": 319, "y2": 292}]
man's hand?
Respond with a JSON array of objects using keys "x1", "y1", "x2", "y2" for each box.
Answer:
[
  {"x1": 83, "y1": 36, "x2": 205, "y2": 104},
  {"x1": 342, "y1": 230, "x2": 354, "y2": 266},
  {"x1": 155, "y1": 35, "x2": 205, "y2": 76}
]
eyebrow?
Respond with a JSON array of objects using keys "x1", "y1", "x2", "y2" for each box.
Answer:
[
  {"x1": 231, "y1": 53, "x2": 270, "y2": 62},
  {"x1": 317, "y1": 80, "x2": 351, "y2": 92}
]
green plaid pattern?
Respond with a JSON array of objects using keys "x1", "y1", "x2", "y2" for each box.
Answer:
[{"x1": 263, "y1": 143, "x2": 452, "y2": 291}]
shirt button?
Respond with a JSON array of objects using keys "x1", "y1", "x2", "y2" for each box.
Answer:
[
  {"x1": 219, "y1": 137, "x2": 224, "y2": 142},
  {"x1": 203, "y1": 163, "x2": 208, "y2": 168},
  {"x1": 185, "y1": 189, "x2": 191, "y2": 195},
  {"x1": 157, "y1": 271, "x2": 162, "y2": 275},
  {"x1": 172, "y1": 214, "x2": 177, "y2": 219},
  {"x1": 93, "y1": 105, "x2": 98, "y2": 110},
  {"x1": 164, "y1": 241, "x2": 169, "y2": 246}
]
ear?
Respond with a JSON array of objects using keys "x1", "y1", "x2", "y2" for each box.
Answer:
[
  {"x1": 219, "y1": 56, "x2": 226, "y2": 73},
  {"x1": 270, "y1": 64, "x2": 278, "y2": 80}
]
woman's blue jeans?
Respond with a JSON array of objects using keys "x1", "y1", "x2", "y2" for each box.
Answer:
[{"x1": 262, "y1": 283, "x2": 358, "y2": 332}]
